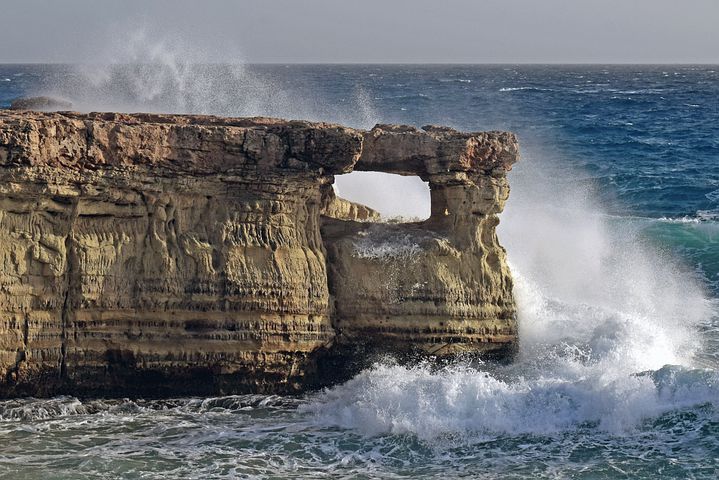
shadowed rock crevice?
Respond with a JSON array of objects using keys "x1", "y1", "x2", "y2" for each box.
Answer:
[
  {"x1": 59, "y1": 198, "x2": 79, "y2": 381},
  {"x1": 0, "y1": 110, "x2": 519, "y2": 397}
]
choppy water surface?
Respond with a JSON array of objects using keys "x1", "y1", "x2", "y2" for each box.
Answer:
[{"x1": 1, "y1": 63, "x2": 718, "y2": 478}]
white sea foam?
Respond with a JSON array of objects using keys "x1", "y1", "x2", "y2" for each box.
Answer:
[
  {"x1": 352, "y1": 229, "x2": 422, "y2": 261},
  {"x1": 659, "y1": 216, "x2": 703, "y2": 224},
  {"x1": 705, "y1": 189, "x2": 719, "y2": 203},
  {"x1": 439, "y1": 78, "x2": 471, "y2": 84},
  {"x1": 697, "y1": 210, "x2": 719, "y2": 222},
  {"x1": 304, "y1": 362, "x2": 719, "y2": 440},
  {"x1": 656, "y1": 214, "x2": 719, "y2": 224},
  {"x1": 305, "y1": 144, "x2": 717, "y2": 439},
  {"x1": 499, "y1": 86, "x2": 553, "y2": 92}
]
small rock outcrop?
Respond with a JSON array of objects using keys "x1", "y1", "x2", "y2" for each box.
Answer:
[
  {"x1": 0, "y1": 111, "x2": 519, "y2": 397},
  {"x1": 9, "y1": 96, "x2": 73, "y2": 111}
]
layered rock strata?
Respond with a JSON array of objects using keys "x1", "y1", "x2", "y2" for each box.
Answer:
[
  {"x1": 323, "y1": 125, "x2": 518, "y2": 358},
  {"x1": 0, "y1": 110, "x2": 519, "y2": 397}
]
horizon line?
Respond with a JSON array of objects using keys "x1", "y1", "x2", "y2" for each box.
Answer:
[{"x1": 1, "y1": 61, "x2": 718, "y2": 66}]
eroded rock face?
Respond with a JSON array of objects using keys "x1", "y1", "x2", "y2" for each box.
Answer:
[
  {"x1": 0, "y1": 111, "x2": 519, "y2": 397},
  {"x1": 323, "y1": 125, "x2": 518, "y2": 359}
]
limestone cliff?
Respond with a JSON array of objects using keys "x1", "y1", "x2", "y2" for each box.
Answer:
[
  {"x1": 0, "y1": 110, "x2": 519, "y2": 397},
  {"x1": 324, "y1": 125, "x2": 518, "y2": 359}
]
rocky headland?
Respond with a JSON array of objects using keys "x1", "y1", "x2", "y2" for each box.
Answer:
[{"x1": 0, "y1": 110, "x2": 519, "y2": 397}]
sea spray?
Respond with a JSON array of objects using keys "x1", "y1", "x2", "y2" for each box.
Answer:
[
  {"x1": 503, "y1": 146, "x2": 710, "y2": 369},
  {"x1": 34, "y1": 29, "x2": 380, "y2": 129},
  {"x1": 303, "y1": 144, "x2": 716, "y2": 438}
]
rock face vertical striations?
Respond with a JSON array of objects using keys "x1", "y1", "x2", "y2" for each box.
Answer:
[{"x1": 0, "y1": 111, "x2": 519, "y2": 397}]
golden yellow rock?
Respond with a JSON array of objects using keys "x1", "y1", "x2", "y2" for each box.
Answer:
[{"x1": 0, "y1": 111, "x2": 519, "y2": 397}]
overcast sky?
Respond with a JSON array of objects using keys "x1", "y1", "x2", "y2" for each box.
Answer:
[{"x1": 1, "y1": 0, "x2": 718, "y2": 64}]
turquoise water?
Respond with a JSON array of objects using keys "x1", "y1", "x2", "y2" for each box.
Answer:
[{"x1": 0, "y1": 64, "x2": 718, "y2": 478}]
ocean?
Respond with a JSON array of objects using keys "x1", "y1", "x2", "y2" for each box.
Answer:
[{"x1": 0, "y1": 64, "x2": 718, "y2": 479}]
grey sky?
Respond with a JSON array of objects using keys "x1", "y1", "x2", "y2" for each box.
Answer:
[{"x1": 1, "y1": 0, "x2": 718, "y2": 64}]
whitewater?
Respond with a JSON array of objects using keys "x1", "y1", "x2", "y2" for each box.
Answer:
[{"x1": 0, "y1": 40, "x2": 717, "y2": 478}]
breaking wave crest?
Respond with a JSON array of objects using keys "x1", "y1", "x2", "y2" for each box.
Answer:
[
  {"x1": 303, "y1": 362, "x2": 719, "y2": 440},
  {"x1": 304, "y1": 145, "x2": 718, "y2": 439}
]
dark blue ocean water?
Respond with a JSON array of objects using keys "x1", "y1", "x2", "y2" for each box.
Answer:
[{"x1": 0, "y1": 64, "x2": 718, "y2": 479}]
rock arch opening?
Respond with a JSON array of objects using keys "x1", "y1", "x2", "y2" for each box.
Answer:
[{"x1": 333, "y1": 171, "x2": 431, "y2": 221}]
